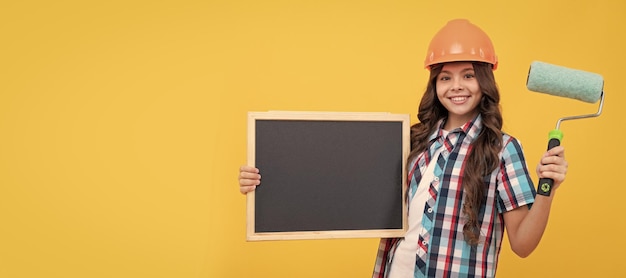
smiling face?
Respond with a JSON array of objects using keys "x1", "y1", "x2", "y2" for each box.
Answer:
[{"x1": 435, "y1": 62, "x2": 483, "y2": 130}]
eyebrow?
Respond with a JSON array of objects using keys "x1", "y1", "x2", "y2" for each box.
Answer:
[{"x1": 439, "y1": 67, "x2": 475, "y2": 74}]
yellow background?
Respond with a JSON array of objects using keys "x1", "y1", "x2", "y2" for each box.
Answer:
[{"x1": 1, "y1": 1, "x2": 623, "y2": 277}]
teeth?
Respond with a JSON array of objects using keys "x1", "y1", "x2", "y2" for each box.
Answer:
[{"x1": 451, "y1": 97, "x2": 468, "y2": 102}]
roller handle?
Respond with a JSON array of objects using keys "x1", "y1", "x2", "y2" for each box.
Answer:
[{"x1": 537, "y1": 130, "x2": 563, "y2": 196}]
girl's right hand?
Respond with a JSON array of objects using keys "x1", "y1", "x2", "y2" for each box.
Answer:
[{"x1": 239, "y1": 165, "x2": 261, "y2": 194}]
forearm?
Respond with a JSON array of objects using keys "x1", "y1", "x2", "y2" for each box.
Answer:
[{"x1": 506, "y1": 193, "x2": 555, "y2": 257}]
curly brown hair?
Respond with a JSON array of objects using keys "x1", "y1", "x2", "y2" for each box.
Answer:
[{"x1": 407, "y1": 62, "x2": 503, "y2": 246}]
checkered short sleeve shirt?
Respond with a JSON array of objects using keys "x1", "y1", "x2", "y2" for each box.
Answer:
[{"x1": 372, "y1": 115, "x2": 536, "y2": 278}]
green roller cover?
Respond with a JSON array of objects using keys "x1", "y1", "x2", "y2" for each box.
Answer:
[{"x1": 526, "y1": 61, "x2": 603, "y2": 103}]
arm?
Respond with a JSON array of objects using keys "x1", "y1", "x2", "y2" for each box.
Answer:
[
  {"x1": 503, "y1": 145, "x2": 568, "y2": 257},
  {"x1": 239, "y1": 165, "x2": 261, "y2": 194}
]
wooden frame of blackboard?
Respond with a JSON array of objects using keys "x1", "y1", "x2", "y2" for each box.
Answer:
[{"x1": 247, "y1": 111, "x2": 409, "y2": 241}]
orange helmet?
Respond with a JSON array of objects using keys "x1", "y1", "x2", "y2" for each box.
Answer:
[{"x1": 424, "y1": 19, "x2": 498, "y2": 70}]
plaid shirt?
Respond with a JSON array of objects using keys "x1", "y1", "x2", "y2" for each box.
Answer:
[{"x1": 373, "y1": 115, "x2": 536, "y2": 278}]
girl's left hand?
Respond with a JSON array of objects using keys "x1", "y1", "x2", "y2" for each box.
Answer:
[{"x1": 536, "y1": 145, "x2": 568, "y2": 192}]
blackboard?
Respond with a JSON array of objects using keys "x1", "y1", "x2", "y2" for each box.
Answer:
[{"x1": 247, "y1": 111, "x2": 409, "y2": 241}]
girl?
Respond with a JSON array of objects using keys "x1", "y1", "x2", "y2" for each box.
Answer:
[{"x1": 238, "y1": 19, "x2": 568, "y2": 278}]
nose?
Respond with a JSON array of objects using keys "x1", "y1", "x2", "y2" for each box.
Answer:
[{"x1": 452, "y1": 77, "x2": 464, "y2": 91}]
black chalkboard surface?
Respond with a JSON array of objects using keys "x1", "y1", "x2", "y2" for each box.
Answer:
[{"x1": 247, "y1": 111, "x2": 409, "y2": 241}]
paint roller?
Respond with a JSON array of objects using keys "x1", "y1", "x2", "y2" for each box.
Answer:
[{"x1": 526, "y1": 61, "x2": 605, "y2": 196}]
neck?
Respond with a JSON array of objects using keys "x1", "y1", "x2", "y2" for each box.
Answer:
[{"x1": 443, "y1": 112, "x2": 479, "y2": 131}]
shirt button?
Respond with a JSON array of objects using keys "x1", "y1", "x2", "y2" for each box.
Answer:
[
  {"x1": 422, "y1": 241, "x2": 428, "y2": 246},
  {"x1": 427, "y1": 208, "x2": 433, "y2": 213},
  {"x1": 434, "y1": 177, "x2": 439, "y2": 182}
]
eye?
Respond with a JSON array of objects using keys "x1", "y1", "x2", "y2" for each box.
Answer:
[
  {"x1": 439, "y1": 75, "x2": 451, "y2": 81},
  {"x1": 464, "y1": 73, "x2": 475, "y2": 79}
]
